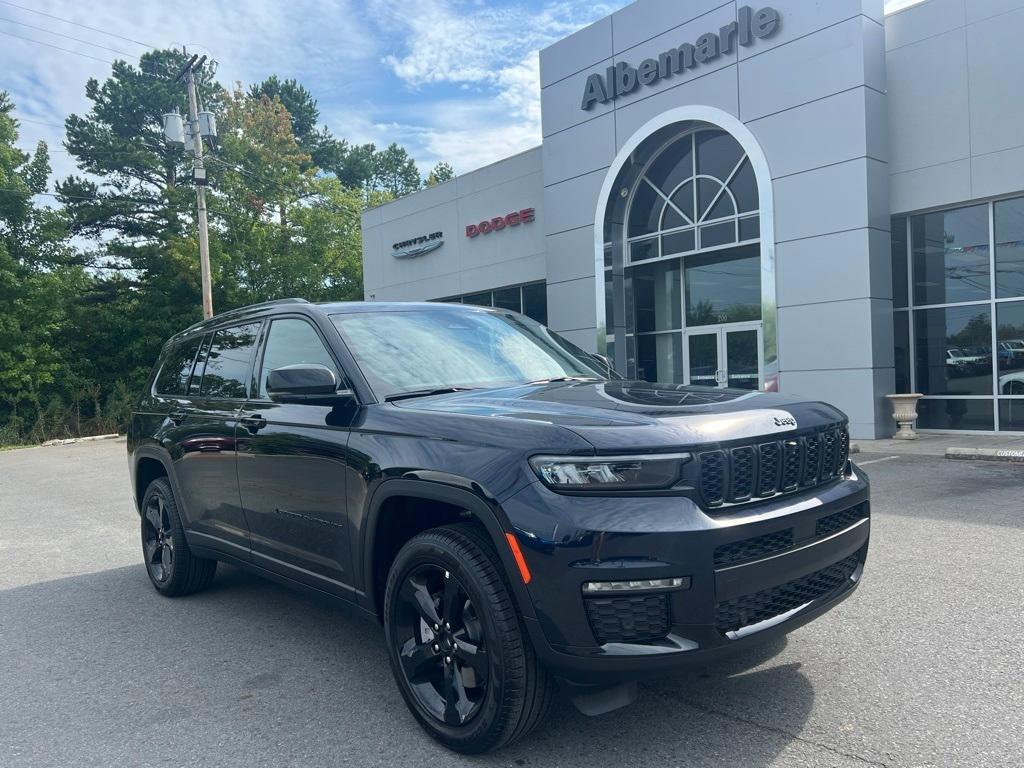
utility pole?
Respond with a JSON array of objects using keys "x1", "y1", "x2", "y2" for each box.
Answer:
[{"x1": 176, "y1": 53, "x2": 213, "y2": 319}]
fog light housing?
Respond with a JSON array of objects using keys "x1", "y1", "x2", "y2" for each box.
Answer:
[{"x1": 582, "y1": 577, "x2": 690, "y2": 594}]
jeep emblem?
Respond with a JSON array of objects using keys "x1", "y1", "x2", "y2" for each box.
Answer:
[{"x1": 773, "y1": 416, "x2": 797, "y2": 427}]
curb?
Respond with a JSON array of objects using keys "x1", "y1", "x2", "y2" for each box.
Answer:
[
  {"x1": 42, "y1": 434, "x2": 121, "y2": 447},
  {"x1": 946, "y1": 447, "x2": 1024, "y2": 463}
]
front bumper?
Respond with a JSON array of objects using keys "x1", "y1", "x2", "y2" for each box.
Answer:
[{"x1": 503, "y1": 467, "x2": 870, "y2": 685}]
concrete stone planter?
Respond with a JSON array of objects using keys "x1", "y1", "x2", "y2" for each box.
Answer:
[{"x1": 886, "y1": 394, "x2": 924, "y2": 440}]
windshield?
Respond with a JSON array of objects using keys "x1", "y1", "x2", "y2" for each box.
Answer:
[{"x1": 331, "y1": 308, "x2": 607, "y2": 400}]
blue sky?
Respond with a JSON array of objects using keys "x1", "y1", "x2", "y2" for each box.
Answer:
[{"x1": 1, "y1": 0, "x2": 916, "y2": 186}]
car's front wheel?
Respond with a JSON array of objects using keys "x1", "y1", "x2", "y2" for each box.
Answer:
[
  {"x1": 140, "y1": 477, "x2": 216, "y2": 596},
  {"x1": 383, "y1": 523, "x2": 555, "y2": 754}
]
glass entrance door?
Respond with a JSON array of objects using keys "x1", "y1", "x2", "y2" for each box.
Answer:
[{"x1": 685, "y1": 324, "x2": 762, "y2": 390}]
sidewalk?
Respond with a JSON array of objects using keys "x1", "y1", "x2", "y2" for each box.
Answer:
[{"x1": 853, "y1": 432, "x2": 1024, "y2": 462}]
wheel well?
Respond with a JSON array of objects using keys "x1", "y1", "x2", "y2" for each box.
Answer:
[
  {"x1": 370, "y1": 495, "x2": 488, "y2": 619},
  {"x1": 135, "y1": 457, "x2": 167, "y2": 510}
]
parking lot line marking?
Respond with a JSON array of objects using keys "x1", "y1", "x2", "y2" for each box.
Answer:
[{"x1": 858, "y1": 456, "x2": 900, "y2": 466}]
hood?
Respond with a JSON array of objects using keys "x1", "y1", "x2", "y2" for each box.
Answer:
[{"x1": 394, "y1": 380, "x2": 846, "y2": 451}]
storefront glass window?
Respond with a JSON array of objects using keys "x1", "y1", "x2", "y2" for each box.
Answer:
[
  {"x1": 996, "y1": 301, "x2": 1024, "y2": 391},
  {"x1": 893, "y1": 197, "x2": 1024, "y2": 431},
  {"x1": 637, "y1": 334, "x2": 683, "y2": 384},
  {"x1": 913, "y1": 305, "x2": 992, "y2": 396},
  {"x1": 684, "y1": 245, "x2": 761, "y2": 327},
  {"x1": 911, "y1": 204, "x2": 989, "y2": 305},
  {"x1": 438, "y1": 282, "x2": 548, "y2": 325},
  {"x1": 633, "y1": 259, "x2": 681, "y2": 333},
  {"x1": 891, "y1": 216, "x2": 908, "y2": 309},
  {"x1": 995, "y1": 197, "x2": 1024, "y2": 299}
]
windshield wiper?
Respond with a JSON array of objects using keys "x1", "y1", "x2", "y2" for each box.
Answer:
[
  {"x1": 525, "y1": 376, "x2": 601, "y2": 385},
  {"x1": 385, "y1": 387, "x2": 477, "y2": 402}
]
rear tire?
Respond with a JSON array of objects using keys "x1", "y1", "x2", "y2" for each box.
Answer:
[
  {"x1": 140, "y1": 477, "x2": 216, "y2": 596},
  {"x1": 384, "y1": 523, "x2": 555, "y2": 754}
]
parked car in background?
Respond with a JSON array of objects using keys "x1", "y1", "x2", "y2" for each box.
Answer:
[
  {"x1": 128, "y1": 299, "x2": 870, "y2": 753},
  {"x1": 998, "y1": 340, "x2": 1024, "y2": 369}
]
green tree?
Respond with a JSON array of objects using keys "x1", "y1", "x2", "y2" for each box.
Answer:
[
  {"x1": 0, "y1": 93, "x2": 84, "y2": 442},
  {"x1": 371, "y1": 142, "x2": 421, "y2": 198},
  {"x1": 425, "y1": 160, "x2": 455, "y2": 187}
]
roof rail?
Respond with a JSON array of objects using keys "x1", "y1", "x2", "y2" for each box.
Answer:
[{"x1": 176, "y1": 298, "x2": 311, "y2": 337}]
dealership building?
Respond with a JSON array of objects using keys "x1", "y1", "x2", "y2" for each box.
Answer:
[{"x1": 361, "y1": 0, "x2": 1024, "y2": 438}]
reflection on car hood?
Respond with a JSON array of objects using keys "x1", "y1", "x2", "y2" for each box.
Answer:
[{"x1": 394, "y1": 380, "x2": 847, "y2": 450}]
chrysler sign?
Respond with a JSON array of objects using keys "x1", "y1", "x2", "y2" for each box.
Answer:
[
  {"x1": 581, "y1": 6, "x2": 781, "y2": 110},
  {"x1": 392, "y1": 231, "x2": 443, "y2": 259}
]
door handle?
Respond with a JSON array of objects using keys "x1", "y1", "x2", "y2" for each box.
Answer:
[
  {"x1": 239, "y1": 414, "x2": 267, "y2": 433},
  {"x1": 169, "y1": 409, "x2": 189, "y2": 425}
]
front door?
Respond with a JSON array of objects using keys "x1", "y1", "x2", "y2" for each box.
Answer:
[
  {"x1": 685, "y1": 324, "x2": 763, "y2": 390},
  {"x1": 235, "y1": 316, "x2": 357, "y2": 600}
]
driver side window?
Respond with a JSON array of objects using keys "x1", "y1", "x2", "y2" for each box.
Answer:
[{"x1": 258, "y1": 318, "x2": 339, "y2": 399}]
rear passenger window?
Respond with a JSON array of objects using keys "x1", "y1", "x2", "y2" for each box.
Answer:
[
  {"x1": 198, "y1": 323, "x2": 261, "y2": 399},
  {"x1": 154, "y1": 337, "x2": 202, "y2": 396}
]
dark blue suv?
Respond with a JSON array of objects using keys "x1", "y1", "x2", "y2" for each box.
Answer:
[{"x1": 128, "y1": 298, "x2": 870, "y2": 753}]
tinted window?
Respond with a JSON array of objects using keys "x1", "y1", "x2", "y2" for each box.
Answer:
[
  {"x1": 913, "y1": 306, "x2": 992, "y2": 395},
  {"x1": 258, "y1": 319, "x2": 338, "y2": 398},
  {"x1": 684, "y1": 244, "x2": 761, "y2": 326},
  {"x1": 912, "y1": 204, "x2": 989, "y2": 305},
  {"x1": 199, "y1": 323, "x2": 260, "y2": 399},
  {"x1": 188, "y1": 334, "x2": 212, "y2": 395},
  {"x1": 155, "y1": 337, "x2": 202, "y2": 396},
  {"x1": 521, "y1": 282, "x2": 547, "y2": 325},
  {"x1": 995, "y1": 196, "x2": 1024, "y2": 299},
  {"x1": 891, "y1": 216, "x2": 908, "y2": 309}
]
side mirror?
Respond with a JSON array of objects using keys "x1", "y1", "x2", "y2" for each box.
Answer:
[{"x1": 266, "y1": 364, "x2": 356, "y2": 405}]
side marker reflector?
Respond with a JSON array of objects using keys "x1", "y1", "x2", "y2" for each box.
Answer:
[{"x1": 504, "y1": 532, "x2": 532, "y2": 584}]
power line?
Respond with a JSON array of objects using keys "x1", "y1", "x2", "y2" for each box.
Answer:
[
  {"x1": 12, "y1": 115, "x2": 66, "y2": 129},
  {"x1": 1, "y1": 29, "x2": 169, "y2": 80},
  {"x1": 0, "y1": 28, "x2": 116, "y2": 64},
  {"x1": 0, "y1": 0, "x2": 156, "y2": 48},
  {"x1": 0, "y1": 16, "x2": 139, "y2": 58}
]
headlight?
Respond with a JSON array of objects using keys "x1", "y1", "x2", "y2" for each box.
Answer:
[{"x1": 528, "y1": 453, "x2": 690, "y2": 492}]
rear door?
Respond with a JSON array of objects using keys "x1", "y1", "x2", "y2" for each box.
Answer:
[
  {"x1": 235, "y1": 316, "x2": 357, "y2": 599},
  {"x1": 171, "y1": 322, "x2": 262, "y2": 556}
]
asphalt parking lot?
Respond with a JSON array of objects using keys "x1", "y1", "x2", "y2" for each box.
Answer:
[{"x1": 1, "y1": 439, "x2": 1021, "y2": 767}]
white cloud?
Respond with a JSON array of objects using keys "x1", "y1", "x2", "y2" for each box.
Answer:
[
  {"x1": 368, "y1": 0, "x2": 626, "y2": 174},
  {"x1": 1, "y1": 0, "x2": 380, "y2": 186}
]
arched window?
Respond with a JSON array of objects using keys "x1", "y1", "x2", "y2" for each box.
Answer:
[{"x1": 626, "y1": 129, "x2": 759, "y2": 263}]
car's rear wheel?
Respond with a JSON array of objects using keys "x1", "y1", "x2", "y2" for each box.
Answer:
[
  {"x1": 141, "y1": 477, "x2": 216, "y2": 596},
  {"x1": 383, "y1": 523, "x2": 555, "y2": 754}
]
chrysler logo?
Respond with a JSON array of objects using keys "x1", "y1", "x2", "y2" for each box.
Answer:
[{"x1": 392, "y1": 231, "x2": 443, "y2": 259}]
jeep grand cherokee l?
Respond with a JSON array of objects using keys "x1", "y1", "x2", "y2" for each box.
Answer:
[{"x1": 128, "y1": 298, "x2": 870, "y2": 753}]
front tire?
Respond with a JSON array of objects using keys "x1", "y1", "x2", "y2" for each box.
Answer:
[
  {"x1": 383, "y1": 524, "x2": 555, "y2": 754},
  {"x1": 140, "y1": 477, "x2": 216, "y2": 596}
]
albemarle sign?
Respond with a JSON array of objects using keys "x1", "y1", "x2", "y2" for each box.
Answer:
[{"x1": 581, "y1": 6, "x2": 781, "y2": 110}]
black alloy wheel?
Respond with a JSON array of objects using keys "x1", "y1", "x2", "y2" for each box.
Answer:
[
  {"x1": 139, "y1": 477, "x2": 217, "y2": 596},
  {"x1": 384, "y1": 524, "x2": 556, "y2": 754},
  {"x1": 393, "y1": 563, "x2": 489, "y2": 726},
  {"x1": 143, "y1": 491, "x2": 174, "y2": 583}
]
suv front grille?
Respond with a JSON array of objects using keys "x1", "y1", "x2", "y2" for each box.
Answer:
[
  {"x1": 816, "y1": 502, "x2": 869, "y2": 538},
  {"x1": 714, "y1": 549, "x2": 862, "y2": 633},
  {"x1": 584, "y1": 593, "x2": 670, "y2": 645},
  {"x1": 697, "y1": 424, "x2": 849, "y2": 508},
  {"x1": 713, "y1": 528, "x2": 794, "y2": 567}
]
